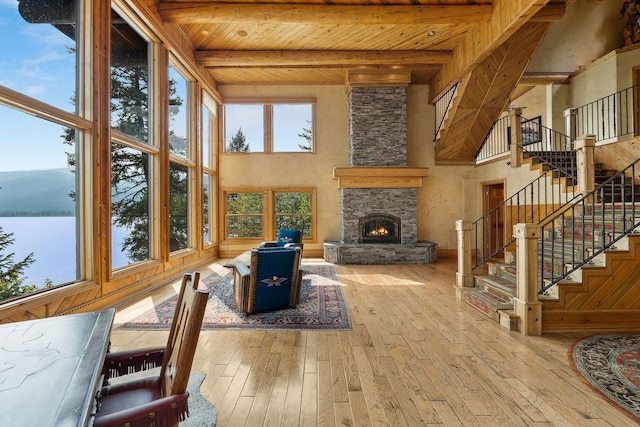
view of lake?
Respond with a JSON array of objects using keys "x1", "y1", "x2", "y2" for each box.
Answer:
[{"x1": 0, "y1": 217, "x2": 131, "y2": 287}]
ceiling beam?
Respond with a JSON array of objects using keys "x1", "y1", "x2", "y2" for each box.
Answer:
[
  {"x1": 195, "y1": 50, "x2": 454, "y2": 67},
  {"x1": 158, "y1": 3, "x2": 492, "y2": 25}
]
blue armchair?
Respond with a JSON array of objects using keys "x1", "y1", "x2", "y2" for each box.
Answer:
[
  {"x1": 259, "y1": 229, "x2": 303, "y2": 252},
  {"x1": 234, "y1": 247, "x2": 302, "y2": 314}
]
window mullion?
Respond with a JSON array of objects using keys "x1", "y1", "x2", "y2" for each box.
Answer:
[{"x1": 264, "y1": 104, "x2": 273, "y2": 153}]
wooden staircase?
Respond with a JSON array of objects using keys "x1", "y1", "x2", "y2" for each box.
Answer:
[{"x1": 461, "y1": 156, "x2": 640, "y2": 332}]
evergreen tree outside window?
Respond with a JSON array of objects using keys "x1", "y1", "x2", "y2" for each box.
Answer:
[
  {"x1": 110, "y1": 9, "x2": 152, "y2": 267},
  {"x1": 225, "y1": 192, "x2": 263, "y2": 238},
  {"x1": 169, "y1": 161, "x2": 189, "y2": 251},
  {"x1": 223, "y1": 189, "x2": 314, "y2": 241},
  {"x1": 275, "y1": 192, "x2": 312, "y2": 237},
  {"x1": 169, "y1": 65, "x2": 188, "y2": 157},
  {"x1": 224, "y1": 104, "x2": 263, "y2": 152},
  {"x1": 273, "y1": 104, "x2": 313, "y2": 152}
]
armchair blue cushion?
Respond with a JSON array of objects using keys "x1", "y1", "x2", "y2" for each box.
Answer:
[
  {"x1": 234, "y1": 247, "x2": 302, "y2": 314},
  {"x1": 259, "y1": 229, "x2": 302, "y2": 249}
]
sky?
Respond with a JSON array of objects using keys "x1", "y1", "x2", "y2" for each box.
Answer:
[{"x1": 0, "y1": 0, "x2": 76, "y2": 172}]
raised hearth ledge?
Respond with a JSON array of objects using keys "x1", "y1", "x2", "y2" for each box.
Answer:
[
  {"x1": 324, "y1": 241, "x2": 437, "y2": 265},
  {"x1": 333, "y1": 166, "x2": 429, "y2": 188}
]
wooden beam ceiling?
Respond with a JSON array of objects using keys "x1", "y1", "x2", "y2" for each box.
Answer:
[
  {"x1": 195, "y1": 50, "x2": 454, "y2": 67},
  {"x1": 158, "y1": 3, "x2": 493, "y2": 25}
]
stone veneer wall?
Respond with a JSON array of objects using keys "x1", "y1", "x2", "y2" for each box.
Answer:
[
  {"x1": 341, "y1": 188, "x2": 417, "y2": 244},
  {"x1": 349, "y1": 86, "x2": 406, "y2": 167}
]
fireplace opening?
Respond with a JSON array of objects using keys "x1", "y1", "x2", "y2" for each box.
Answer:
[{"x1": 359, "y1": 214, "x2": 401, "y2": 244}]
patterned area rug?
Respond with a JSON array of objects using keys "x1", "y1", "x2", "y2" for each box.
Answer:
[
  {"x1": 571, "y1": 334, "x2": 640, "y2": 421},
  {"x1": 119, "y1": 263, "x2": 351, "y2": 330}
]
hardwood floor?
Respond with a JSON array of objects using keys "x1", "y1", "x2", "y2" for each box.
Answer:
[{"x1": 109, "y1": 257, "x2": 638, "y2": 426}]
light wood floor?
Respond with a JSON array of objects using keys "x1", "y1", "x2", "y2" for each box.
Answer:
[{"x1": 109, "y1": 257, "x2": 638, "y2": 426}]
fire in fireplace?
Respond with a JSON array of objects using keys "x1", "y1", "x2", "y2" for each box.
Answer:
[{"x1": 359, "y1": 214, "x2": 401, "y2": 244}]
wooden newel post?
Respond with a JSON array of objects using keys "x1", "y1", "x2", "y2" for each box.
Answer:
[
  {"x1": 574, "y1": 134, "x2": 595, "y2": 196},
  {"x1": 509, "y1": 107, "x2": 523, "y2": 168},
  {"x1": 455, "y1": 220, "x2": 474, "y2": 297},
  {"x1": 513, "y1": 223, "x2": 542, "y2": 335}
]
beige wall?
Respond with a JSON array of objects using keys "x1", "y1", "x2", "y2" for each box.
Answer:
[
  {"x1": 217, "y1": 85, "x2": 349, "y2": 256},
  {"x1": 528, "y1": 0, "x2": 626, "y2": 74},
  {"x1": 218, "y1": 84, "x2": 474, "y2": 254}
]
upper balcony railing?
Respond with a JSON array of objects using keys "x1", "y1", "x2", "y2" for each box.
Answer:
[
  {"x1": 433, "y1": 82, "x2": 458, "y2": 141},
  {"x1": 573, "y1": 84, "x2": 638, "y2": 143}
]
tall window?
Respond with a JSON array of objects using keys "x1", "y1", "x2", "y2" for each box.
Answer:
[
  {"x1": 0, "y1": 1, "x2": 82, "y2": 301},
  {"x1": 110, "y1": 8, "x2": 152, "y2": 268},
  {"x1": 224, "y1": 102, "x2": 314, "y2": 153},
  {"x1": 224, "y1": 189, "x2": 314, "y2": 240},
  {"x1": 202, "y1": 95, "x2": 217, "y2": 245},
  {"x1": 168, "y1": 64, "x2": 191, "y2": 253}
]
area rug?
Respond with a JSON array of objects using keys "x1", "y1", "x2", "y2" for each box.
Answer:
[
  {"x1": 571, "y1": 334, "x2": 640, "y2": 421},
  {"x1": 109, "y1": 370, "x2": 216, "y2": 426},
  {"x1": 119, "y1": 263, "x2": 351, "y2": 330}
]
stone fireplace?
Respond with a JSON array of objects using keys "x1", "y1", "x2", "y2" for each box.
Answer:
[{"x1": 324, "y1": 75, "x2": 437, "y2": 264}]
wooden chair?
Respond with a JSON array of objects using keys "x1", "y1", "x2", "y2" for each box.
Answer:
[
  {"x1": 94, "y1": 272, "x2": 208, "y2": 427},
  {"x1": 234, "y1": 247, "x2": 302, "y2": 314}
]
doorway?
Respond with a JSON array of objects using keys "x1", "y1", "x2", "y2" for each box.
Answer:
[{"x1": 483, "y1": 182, "x2": 505, "y2": 258}]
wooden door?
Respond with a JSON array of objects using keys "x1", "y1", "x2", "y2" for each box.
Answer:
[{"x1": 483, "y1": 183, "x2": 504, "y2": 258}]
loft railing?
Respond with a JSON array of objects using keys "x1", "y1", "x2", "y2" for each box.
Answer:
[
  {"x1": 574, "y1": 84, "x2": 638, "y2": 143},
  {"x1": 434, "y1": 82, "x2": 458, "y2": 141},
  {"x1": 538, "y1": 158, "x2": 640, "y2": 294},
  {"x1": 472, "y1": 169, "x2": 579, "y2": 269},
  {"x1": 476, "y1": 115, "x2": 510, "y2": 161}
]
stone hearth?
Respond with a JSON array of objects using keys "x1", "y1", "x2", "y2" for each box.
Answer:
[{"x1": 324, "y1": 82, "x2": 437, "y2": 264}]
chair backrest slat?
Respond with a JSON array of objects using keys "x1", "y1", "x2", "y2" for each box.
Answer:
[{"x1": 160, "y1": 272, "x2": 208, "y2": 397}]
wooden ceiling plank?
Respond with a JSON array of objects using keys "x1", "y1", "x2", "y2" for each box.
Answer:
[
  {"x1": 195, "y1": 50, "x2": 454, "y2": 67},
  {"x1": 159, "y1": 3, "x2": 493, "y2": 25}
]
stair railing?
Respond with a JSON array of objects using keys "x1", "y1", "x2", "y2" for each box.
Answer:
[
  {"x1": 475, "y1": 115, "x2": 510, "y2": 162},
  {"x1": 471, "y1": 113, "x2": 578, "y2": 269},
  {"x1": 471, "y1": 168, "x2": 580, "y2": 269},
  {"x1": 574, "y1": 84, "x2": 638, "y2": 143},
  {"x1": 522, "y1": 119, "x2": 577, "y2": 180},
  {"x1": 538, "y1": 157, "x2": 640, "y2": 294}
]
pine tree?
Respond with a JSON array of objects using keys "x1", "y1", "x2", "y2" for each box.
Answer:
[
  {"x1": 297, "y1": 120, "x2": 312, "y2": 151},
  {"x1": 227, "y1": 128, "x2": 250, "y2": 152},
  {"x1": 0, "y1": 227, "x2": 37, "y2": 301}
]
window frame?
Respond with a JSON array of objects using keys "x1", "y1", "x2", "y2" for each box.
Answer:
[
  {"x1": 222, "y1": 98, "x2": 316, "y2": 154},
  {"x1": 221, "y1": 187, "x2": 316, "y2": 244}
]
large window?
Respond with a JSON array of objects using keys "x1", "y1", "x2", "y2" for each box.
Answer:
[
  {"x1": 110, "y1": 8, "x2": 153, "y2": 268},
  {"x1": 0, "y1": 1, "x2": 82, "y2": 301},
  {"x1": 224, "y1": 189, "x2": 314, "y2": 241},
  {"x1": 224, "y1": 101, "x2": 314, "y2": 153}
]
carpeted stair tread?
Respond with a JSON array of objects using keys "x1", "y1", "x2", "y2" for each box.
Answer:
[
  {"x1": 475, "y1": 274, "x2": 516, "y2": 297},
  {"x1": 460, "y1": 288, "x2": 513, "y2": 321},
  {"x1": 496, "y1": 263, "x2": 517, "y2": 282}
]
